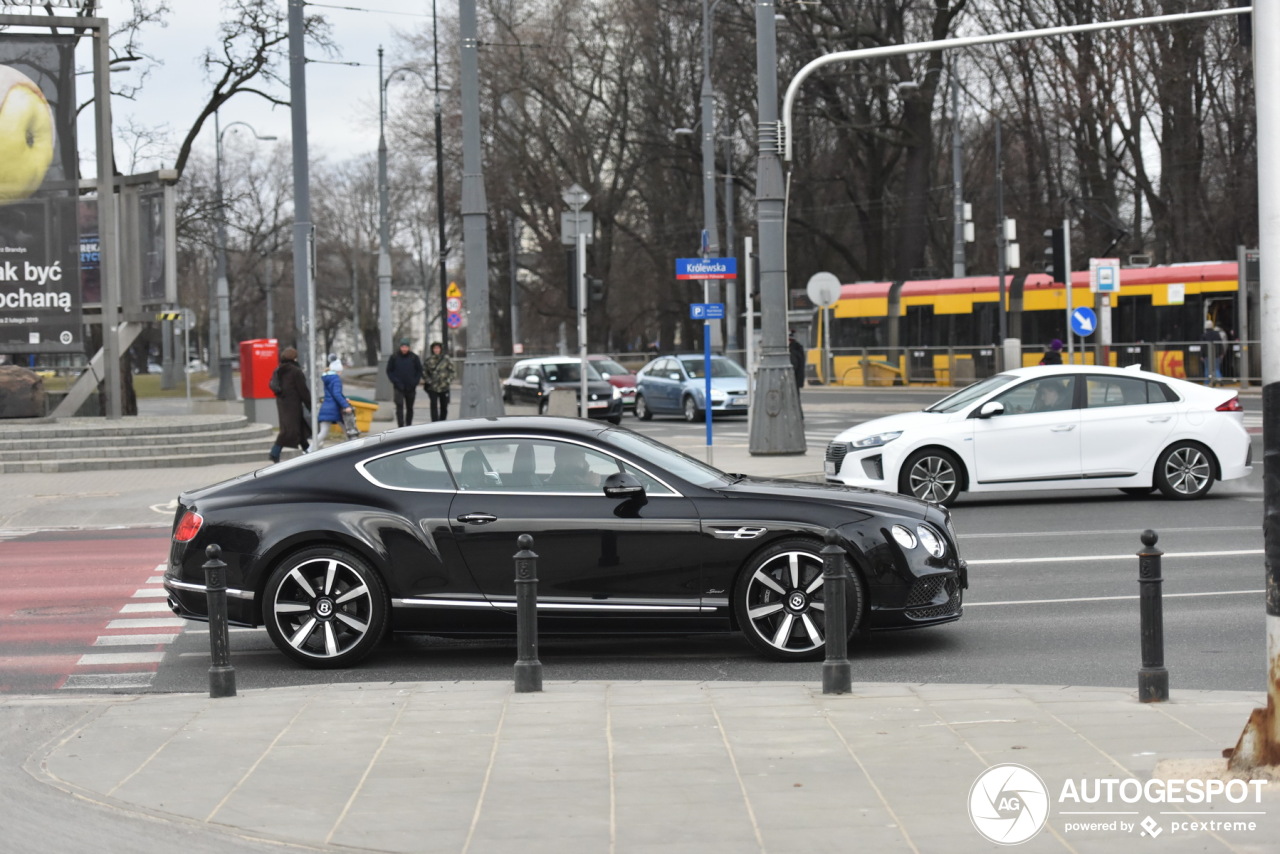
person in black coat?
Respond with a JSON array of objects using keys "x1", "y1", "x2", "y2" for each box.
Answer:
[
  {"x1": 1039, "y1": 338, "x2": 1064, "y2": 365},
  {"x1": 385, "y1": 337, "x2": 423, "y2": 427},
  {"x1": 788, "y1": 331, "x2": 805, "y2": 419},
  {"x1": 270, "y1": 347, "x2": 310, "y2": 463}
]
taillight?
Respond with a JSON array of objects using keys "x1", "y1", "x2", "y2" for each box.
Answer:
[
  {"x1": 174, "y1": 510, "x2": 203, "y2": 542},
  {"x1": 1216, "y1": 396, "x2": 1243, "y2": 412}
]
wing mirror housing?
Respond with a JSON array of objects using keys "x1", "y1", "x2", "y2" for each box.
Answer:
[
  {"x1": 976, "y1": 400, "x2": 1005, "y2": 419},
  {"x1": 603, "y1": 471, "x2": 646, "y2": 499}
]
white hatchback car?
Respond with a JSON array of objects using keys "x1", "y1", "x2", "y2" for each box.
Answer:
[{"x1": 825, "y1": 365, "x2": 1252, "y2": 506}]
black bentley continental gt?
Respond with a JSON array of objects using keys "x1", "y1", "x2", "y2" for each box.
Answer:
[{"x1": 165, "y1": 417, "x2": 966, "y2": 668}]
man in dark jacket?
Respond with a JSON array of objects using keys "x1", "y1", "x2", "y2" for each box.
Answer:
[
  {"x1": 788, "y1": 331, "x2": 806, "y2": 419},
  {"x1": 386, "y1": 337, "x2": 423, "y2": 426},
  {"x1": 270, "y1": 347, "x2": 310, "y2": 463}
]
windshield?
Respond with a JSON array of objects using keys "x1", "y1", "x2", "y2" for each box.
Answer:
[
  {"x1": 924, "y1": 373, "x2": 1018, "y2": 413},
  {"x1": 680, "y1": 357, "x2": 748, "y2": 379},
  {"x1": 593, "y1": 358, "x2": 628, "y2": 376},
  {"x1": 541, "y1": 361, "x2": 603, "y2": 382},
  {"x1": 601, "y1": 428, "x2": 731, "y2": 488}
]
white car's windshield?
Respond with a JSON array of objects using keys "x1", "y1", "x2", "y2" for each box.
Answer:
[{"x1": 924, "y1": 373, "x2": 1018, "y2": 413}]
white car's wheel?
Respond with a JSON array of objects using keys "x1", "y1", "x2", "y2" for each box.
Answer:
[
  {"x1": 1155, "y1": 442, "x2": 1215, "y2": 499},
  {"x1": 899, "y1": 449, "x2": 962, "y2": 506}
]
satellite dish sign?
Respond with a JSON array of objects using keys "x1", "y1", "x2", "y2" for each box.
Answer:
[{"x1": 806, "y1": 272, "x2": 842, "y2": 308}]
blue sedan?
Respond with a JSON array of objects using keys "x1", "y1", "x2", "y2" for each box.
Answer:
[{"x1": 634, "y1": 354, "x2": 750, "y2": 422}]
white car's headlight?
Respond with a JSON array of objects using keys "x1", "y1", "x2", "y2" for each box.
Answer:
[
  {"x1": 612, "y1": 386, "x2": 621, "y2": 400},
  {"x1": 852, "y1": 431, "x2": 902, "y2": 449},
  {"x1": 916, "y1": 525, "x2": 946, "y2": 558},
  {"x1": 891, "y1": 525, "x2": 917, "y2": 550}
]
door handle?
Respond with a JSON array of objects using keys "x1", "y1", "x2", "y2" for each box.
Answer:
[
  {"x1": 456, "y1": 513, "x2": 498, "y2": 525},
  {"x1": 1147, "y1": 416, "x2": 1171, "y2": 423},
  {"x1": 1049, "y1": 424, "x2": 1076, "y2": 432}
]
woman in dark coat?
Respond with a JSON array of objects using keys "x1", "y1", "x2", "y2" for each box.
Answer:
[{"x1": 270, "y1": 347, "x2": 310, "y2": 463}]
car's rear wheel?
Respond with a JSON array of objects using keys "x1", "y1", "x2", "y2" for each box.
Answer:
[
  {"x1": 682, "y1": 395, "x2": 700, "y2": 422},
  {"x1": 1120, "y1": 486, "x2": 1155, "y2": 497},
  {"x1": 899, "y1": 448, "x2": 962, "y2": 506},
  {"x1": 263, "y1": 547, "x2": 388, "y2": 669},
  {"x1": 1155, "y1": 442, "x2": 1215, "y2": 499},
  {"x1": 634, "y1": 395, "x2": 652, "y2": 420},
  {"x1": 733, "y1": 538, "x2": 864, "y2": 662}
]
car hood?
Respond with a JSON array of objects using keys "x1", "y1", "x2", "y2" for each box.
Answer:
[
  {"x1": 606, "y1": 375, "x2": 637, "y2": 389},
  {"x1": 720, "y1": 476, "x2": 932, "y2": 520},
  {"x1": 548, "y1": 379, "x2": 615, "y2": 395},
  {"x1": 831, "y1": 408, "x2": 949, "y2": 442}
]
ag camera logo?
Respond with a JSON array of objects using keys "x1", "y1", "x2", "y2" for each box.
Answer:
[{"x1": 969, "y1": 763, "x2": 1050, "y2": 845}]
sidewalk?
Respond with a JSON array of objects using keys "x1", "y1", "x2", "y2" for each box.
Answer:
[{"x1": 25, "y1": 680, "x2": 1277, "y2": 852}]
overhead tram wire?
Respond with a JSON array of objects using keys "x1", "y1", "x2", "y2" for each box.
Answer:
[{"x1": 304, "y1": 2, "x2": 430, "y2": 17}]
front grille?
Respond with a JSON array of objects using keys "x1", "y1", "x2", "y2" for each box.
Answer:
[
  {"x1": 825, "y1": 441, "x2": 849, "y2": 474},
  {"x1": 905, "y1": 574, "x2": 961, "y2": 619}
]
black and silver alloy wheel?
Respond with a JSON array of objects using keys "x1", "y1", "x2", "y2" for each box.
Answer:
[
  {"x1": 1155, "y1": 442, "x2": 1215, "y2": 499},
  {"x1": 263, "y1": 547, "x2": 388, "y2": 668},
  {"x1": 899, "y1": 449, "x2": 961, "y2": 507},
  {"x1": 733, "y1": 539, "x2": 863, "y2": 661}
]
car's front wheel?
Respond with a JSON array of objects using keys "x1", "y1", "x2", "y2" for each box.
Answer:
[
  {"x1": 682, "y1": 395, "x2": 701, "y2": 422},
  {"x1": 899, "y1": 448, "x2": 963, "y2": 506},
  {"x1": 634, "y1": 394, "x2": 652, "y2": 420},
  {"x1": 1155, "y1": 442, "x2": 1215, "y2": 499},
  {"x1": 733, "y1": 538, "x2": 864, "y2": 662},
  {"x1": 263, "y1": 547, "x2": 388, "y2": 668}
]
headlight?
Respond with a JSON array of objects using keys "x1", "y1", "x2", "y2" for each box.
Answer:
[
  {"x1": 916, "y1": 525, "x2": 946, "y2": 558},
  {"x1": 891, "y1": 525, "x2": 917, "y2": 550},
  {"x1": 852, "y1": 431, "x2": 903, "y2": 449}
]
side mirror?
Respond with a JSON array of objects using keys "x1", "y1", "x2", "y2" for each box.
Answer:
[
  {"x1": 603, "y1": 471, "x2": 646, "y2": 499},
  {"x1": 977, "y1": 401, "x2": 1005, "y2": 419}
]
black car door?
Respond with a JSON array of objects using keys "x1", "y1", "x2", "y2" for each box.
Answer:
[{"x1": 442, "y1": 437, "x2": 711, "y2": 629}]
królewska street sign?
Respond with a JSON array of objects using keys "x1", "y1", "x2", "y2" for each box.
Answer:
[{"x1": 676, "y1": 258, "x2": 737, "y2": 280}]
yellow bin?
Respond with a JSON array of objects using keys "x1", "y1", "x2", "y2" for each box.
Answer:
[{"x1": 330, "y1": 398, "x2": 379, "y2": 437}]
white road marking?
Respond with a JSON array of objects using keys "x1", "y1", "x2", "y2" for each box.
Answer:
[
  {"x1": 965, "y1": 549, "x2": 1262, "y2": 566},
  {"x1": 131, "y1": 588, "x2": 168, "y2": 598},
  {"x1": 966, "y1": 589, "x2": 1263, "y2": 607},
  {"x1": 93, "y1": 634, "x2": 178, "y2": 646},
  {"x1": 118, "y1": 602, "x2": 176, "y2": 613},
  {"x1": 76, "y1": 651, "x2": 166, "y2": 666},
  {"x1": 106, "y1": 617, "x2": 185, "y2": 630},
  {"x1": 959, "y1": 526, "x2": 1258, "y2": 540}
]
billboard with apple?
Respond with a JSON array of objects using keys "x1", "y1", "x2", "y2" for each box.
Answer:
[{"x1": 0, "y1": 35, "x2": 81, "y2": 354}]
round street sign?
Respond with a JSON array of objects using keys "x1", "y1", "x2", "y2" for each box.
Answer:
[
  {"x1": 446, "y1": 296, "x2": 462, "y2": 312},
  {"x1": 1070, "y1": 306, "x2": 1097, "y2": 337},
  {"x1": 447, "y1": 312, "x2": 462, "y2": 329},
  {"x1": 806, "y1": 271, "x2": 842, "y2": 308}
]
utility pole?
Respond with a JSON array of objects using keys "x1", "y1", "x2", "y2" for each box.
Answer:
[
  {"x1": 747, "y1": 1, "x2": 805, "y2": 456},
  {"x1": 1228, "y1": 0, "x2": 1280, "y2": 771},
  {"x1": 433, "y1": 0, "x2": 449, "y2": 354},
  {"x1": 287, "y1": 0, "x2": 314, "y2": 405},
  {"x1": 375, "y1": 47, "x2": 393, "y2": 401},
  {"x1": 458, "y1": 0, "x2": 503, "y2": 416},
  {"x1": 950, "y1": 74, "x2": 966, "y2": 278},
  {"x1": 994, "y1": 117, "x2": 1007, "y2": 345},
  {"x1": 699, "y1": 0, "x2": 722, "y2": 351}
]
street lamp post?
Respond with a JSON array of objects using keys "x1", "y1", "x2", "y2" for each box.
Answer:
[
  {"x1": 214, "y1": 112, "x2": 276, "y2": 400},
  {"x1": 562, "y1": 184, "x2": 591, "y2": 419},
  {"x1": 378, "y1": 44, "x2": 449, "y2": 398},
  {"x1": 700, "y1": 0, "x2": 723, "y2": 350}
]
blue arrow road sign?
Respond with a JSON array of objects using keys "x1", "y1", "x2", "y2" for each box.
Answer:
[{"x1": 1070, "y1": 306, "x2": 1097, "y2": 337}]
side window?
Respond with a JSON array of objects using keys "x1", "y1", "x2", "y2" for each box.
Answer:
[
  {"x1": 442, "y1": 441, "x2": 506, "y2": 491},
  {"x1": 1086, "y1": 376, "x2": 1150, "y2": 408},
  {"x1": 442, "y1": 439, "x2": 676, "y2": 495},
  {"x1": 362, "y1": 445, "x2": 453, "y2": 490},
  {"x1": 1150, "y1": 381, "x2": 1179, "y2": 403},
  {"x1": 992, "y1": 377, "x2": 1074, "y2": 415}
]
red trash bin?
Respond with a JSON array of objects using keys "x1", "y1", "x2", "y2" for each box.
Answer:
[{"x1": 239, "y1": 339, "x2": 279, "y2": 399}]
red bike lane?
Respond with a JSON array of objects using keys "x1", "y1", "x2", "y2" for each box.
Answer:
[{"x1": 0, "y1": 529, "x2": 176, "y2": 694}]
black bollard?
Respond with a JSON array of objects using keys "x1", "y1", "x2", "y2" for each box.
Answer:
[
  {"x1": 513, "y1": 534, "x2": 543, "y2": 693},
  {"x1": 202, "y1": 544, "x2": 237, "y2": 698},
  {"x1": 1137, "y1": 529, "x2": 1168, "y2": 702},
  {"x1": 821, "y1": 529, "x2": 852, "y2": 694}
]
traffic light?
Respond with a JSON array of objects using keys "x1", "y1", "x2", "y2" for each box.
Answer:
[
  {"x1": 589, "y1": 277, "x2": 605, "y2": 303},
  {"x1": 1044, "y1": 227, "x2": 1067, "y2": 285},
  {"x1": 566, "y1": 249, "x2": 578, "y2": 310}
]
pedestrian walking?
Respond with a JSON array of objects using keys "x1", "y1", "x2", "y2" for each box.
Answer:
[
  {"x1": 269, "y1": 347, "x2": 310, "y2": 463},
  {"x1": 423, "y1": 341, "x2": 457, "y2": 422},
  {"x1": 313, "y1": 359, "x2": 353, "y2": 450},
  {"x1": 788, "y1": 330, "x2": 806, "y2": 419},
  {"x1": 1039, "y1": 338, "x2": 1064, "y2": 365},
  {"x1": 1201, "y1": 320, "x2": 1223, "y2": 385},
  {"x1": 386, "y1": 337, "x2": 423, "y2": 427}
]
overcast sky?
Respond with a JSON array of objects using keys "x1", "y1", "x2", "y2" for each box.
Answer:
[{"x1": 78, "y1": 0, "x2": 442, "y2": 174}]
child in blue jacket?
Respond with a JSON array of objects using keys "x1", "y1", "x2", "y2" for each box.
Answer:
[{"x1": 313, "y1": 359, "x2": 353, "y2": 450}]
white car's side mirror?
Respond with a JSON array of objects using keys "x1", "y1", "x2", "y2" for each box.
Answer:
[{"x1": 977, "y1": 401, "x2": 1005, "y2": 419}]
